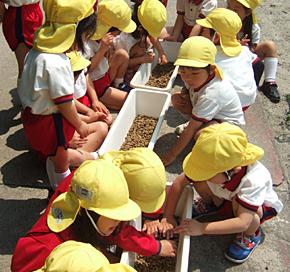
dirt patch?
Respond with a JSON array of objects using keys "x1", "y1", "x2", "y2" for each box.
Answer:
[
  {"x1": 120, "y1": 115, "x2": 158, "y2": 151},
  {"x1": 145, "y1": 62, "x2": 175, "y2": 88}
]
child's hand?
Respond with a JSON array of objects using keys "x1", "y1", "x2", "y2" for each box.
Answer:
[
  {"x1": 161, "y1": 151, "x2": 176, "y2": 166},
  {"x1": 159, "y1": 240, "x2": 177, "y2": 257},
  {"x1": 69, "y1": 133, "x2": 88, "y2": 149},
  {"x1": 76, "y1": 121, "x2": 90, "y2": 139},
  {"x1": 143, "y1": 51, "x2": 156, "y2": 63},
  {"x1": 159, "y1": 216, "x2": 177, "y2": 239},
  {"x1": 158, "y1": 54, "x2": 168, "y2": 65},
  {"x1": 238, "y1": 34, "x2": 250, "y2": 47},
  {"x1": 174, "y1": 218, "x2": 204, "y2": 236},
  {"x1": 142, "y1": 219, "x2": 160, "y2": 237},
  {"x1": 171, "y1": 91, "x2": 192, "y2": 114},
  {"x1": 92, "y1": 100, "x2": 110, "y2": 115},
  {"x1": 100, "y1": 33, "x2": 115, "y2": 52}
]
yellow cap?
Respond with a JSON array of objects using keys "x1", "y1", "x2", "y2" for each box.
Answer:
[
  {"x1": 174, "y1": 36, "x2": 223, "y2": 79},
  {"x1": 183, "y1": 122, "x2": 264, "y2": 181},
  {"x1": 33, "y1": 0, "x2": 96, "y2": 53},
  {"x1": 97, "y1": 263, "x2": 137, "y2": 272},
  {"x1": 236, "y1": 0, "x2": 262, "y2": 24},
  {"x1": 99, "y1": 148, "x2": 166, "y2": 213},
  {"x1": 197, "y1": 8, "x2": 242, "y2": 57},
  {"x1": 66, "y1": 51, "x2": 91, "y2": 72},
  {"x1": 92, "y1": 0, "x2": 136, "y2": 40},
  {"x1": 47, "y1": 160, "x2": 141, "y2": 232},
  {"x1": 33, "y1": 241, "x2": 109, "y2": 272},
  {"x1": 138, "y1": 0, "x2": 167, "y2": 37}
]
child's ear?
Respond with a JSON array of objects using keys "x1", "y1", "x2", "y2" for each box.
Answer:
[
  {"x1": 214, "y1": 32, "x2": 220, "y2": 44},
  {"x1": 210, "y1": 64, "x2": 216, "y2": 74}
]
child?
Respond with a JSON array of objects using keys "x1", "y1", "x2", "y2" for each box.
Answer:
[
  {"x1": 159, "y1": 0, "x2": 218, "y2": 42},
  {"x1": 113, "y1": 0, "x2": 168, "y2": 84},
  {"x1": 11, "y1": 150, "x2": 177, "y2": 272},
  {"x1": 82, "y1": 0, "x2": 137, "y2": 111},
  {"x1": 34, "y1": 241, "x2": 137, "y2": 272},
  {"x1": 173, "y1": 122, "x2": 283, "y2": 263},
  {"x1": 0, "y1": 0, "x2": 43, "y2": 79},
  {"x1": 227, "y1": 0, "x2": 281, "y2": 103},
  {"x1": 18, "y1": 0, "x2": 97, "y2": 190},
  {"x1": 99, "y1": 147, "x2": 167, "y2": 237},
  {"x1": 196, "y1": 8, "x2": 258, "y2": 111},
  {"x1": 161, "y1": 36, "x2": 244, "y2": 166}
]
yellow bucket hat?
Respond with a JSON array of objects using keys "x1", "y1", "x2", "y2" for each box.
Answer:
[
  {"x1": 138, "y1": 0, "x2": 167, "y2": 37},
  {"x1": 47, "y1": 160, "x2": 141, "y2": 232},
  {"x1": 97, "y1": 264, "x2": 137, "y2": 272},
  {"x1": 66, "y1": 51, "x2": 91, "y2": 72},
  {"x1": 174, "y1": 36, "x2": 223, "y2": 79},
  {"x1": 236, "y1": 0, "x2": 262, "y2": 24},
  {"x1": 183, "y1": 122, "x2": 264, "y2": 181},
  {"x1": 33, "y1": 241, "x2": 109, "y2": 272},
  {"x1": 33, "y1": 0, "x2": 96, "y2": 53},
  {"x1": 197, "y1": 8, "x2": 242, "y2": 57},
  {"x1": 92, "y1": 0, "x2": 137, "y2": 40},
  {"x1": 99, "y1": 148, "x2": 166, "y2": 213}
]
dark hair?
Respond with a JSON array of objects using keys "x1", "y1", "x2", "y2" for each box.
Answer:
[
  {"x1": 209, "y1": 28, "x2": 216, "y2": 37},
  {"x1": 108, "y1": 27, "x2": 119, "y2": 33},
  {"x1": 242, "y1": 7, "x2": 254, "y2": 49},
  {"x1": 71, "y1": 208, "x2": 122, "y2": 250},
  {"x1": 180, "y1": 64, "x2": 211, "y2": 76},
  {"x1": 73, "y1": 70, "x2": 83, "y2": 78},
  {"x1": 75, "y1": 12, "x2": 98, "y2": 54}
]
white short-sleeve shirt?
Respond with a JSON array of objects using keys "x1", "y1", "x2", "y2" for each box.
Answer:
[
  {"x1": 207, "y1": 161, "x2": 283, "y2": 213},
  {"x1": 177, "y1": 0, "x2": 217, "y2": 26},
  {"x1": 5, "y1": 0, "x2": 39, "y2": 7},
  {"x1": 18, "y1": 49, "x2": 74, "y2": 115},
  {"x1": 74, "y1": 69, "x2": 87, "y2": 100},
  {"x1": 238, "y1": 23, "x2": 261, "y2": 45},
  {"x1": 81, "y1": 39, "x2": 109, "y2": 81},
  {"x1": 113, "y1": 32, "x2": 140, "y2": 54},
  {"x1": 215, "y1": 46, "x2": 258, "y2": 108},
  {"x1": 189, "y1": 76, "x2": 245, "y2": 125}
]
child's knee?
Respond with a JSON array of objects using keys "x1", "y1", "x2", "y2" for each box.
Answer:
[{"x1": 116, "y1": 48, "x2": 129, "y2": 61}]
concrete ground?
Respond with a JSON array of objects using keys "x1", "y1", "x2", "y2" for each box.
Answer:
[{"x1": 0, "y1": 0, "x2": 289, "y2": 271}]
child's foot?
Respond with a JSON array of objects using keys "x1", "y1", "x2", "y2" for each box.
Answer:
[
  {"x1": 175, "y1": 121, "x2": 189, "y2": 136},
  {"x1": 192, "y1": 197, "x2": 217, "y2": 218},
  {"x1": 225, "y1": 227, "x2": 261, "y2": 264},
  {"x1": 118, "y1": 82, "x2": 132, "y2": 93},
  {"x1": 260, "y1": 81, "x2": 280, "y2": 103}
]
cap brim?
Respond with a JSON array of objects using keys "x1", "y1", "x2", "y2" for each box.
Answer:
[
  {"x1": 90, "y1": 198, "x2": 141, "y2": 221},
  {"x1": 174, "y1": 58, "x2": 209, "y2": 68},
  {"x1": 33, "y1": 23, "x2": 76, "y2": 53},
  {"x1": 91, "y1": 21, "x2": 110, "y2": 40},
  {"x1": 134, "y1": 190, "x2": 166, "y2": 213},
  {"x1": 182, "y1": 152, "x2": 216, "y2": 181},
  {"x1": 220, "y1": 35, "x2": 242, "y2": 57},
  {"x1": 196, "y1": 18, "x2": 213, "y2": 29},
  {"x1": 72, "y1": 58, "x2": 91, "y2": 72},
  {"x1": 120, "y1": 20, "x2": 137, "y2": 34}
]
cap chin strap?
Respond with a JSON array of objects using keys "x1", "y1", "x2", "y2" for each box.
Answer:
[{"x1": 85, "y1": 209, "x2": 110, "y2": 237}]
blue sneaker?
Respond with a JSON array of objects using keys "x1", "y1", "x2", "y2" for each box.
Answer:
[
  {"x1": 225, "y1": 227, "x2": 261, "y2": 263},
  {"x1": 192, "y1": 197, "x2": 217, "y2": 218},
  {"x1": 118, "y1": 83, "x2": 132, "y2": 93}
]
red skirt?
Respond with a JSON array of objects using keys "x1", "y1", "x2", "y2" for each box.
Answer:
[{"x1": 92, "y1": 71, "x2": 111, "y2": 97}]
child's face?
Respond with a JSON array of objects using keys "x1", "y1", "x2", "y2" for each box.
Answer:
[
  {"x1": 97, "y1": 216, "x2": 121, "y2": 236},
  {"x1": 200, "y1": 27, "x2": 213, "y2": 40},
  {"x1": 179, "y1": 66, "x2": 210, "y2": 89},
  {"x1": 227, "y1": 0, "x2": 251, "y2": 21}
]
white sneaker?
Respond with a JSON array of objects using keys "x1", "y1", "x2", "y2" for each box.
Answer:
[{"x1": 175, "y1": 121, "x2": 189, "y2": 135}]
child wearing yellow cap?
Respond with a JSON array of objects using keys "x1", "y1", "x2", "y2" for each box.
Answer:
[
  {"x1": 159, "y1": 0, "x2": 218, "y2": 42},
  {"x1": 196, "y1": 8, "x2": 258, "y2": 111},
  {"x1": 11, "y1": 149, "x2": 177, "y2": 272},
  {"x1": 34, "y1": 241, "x2": 137, "y2": 272},
  {"x1": 161, "y1": 36, "x2": 244, "y2": 166},
  {"x1": 18, "y1": 0, "x2": 99, "y2": 191},
  {"x1": 0, "y1": 0, "x2": 43, "y2": 80},
  {"x1": 81, "y1": 0, "x2": 137, "y2": 111},
  {"x1": 227, "y1": 0, "x2": 281, "y2": 103},
  {"x1": 113, "y1": 0, "x2": 168, "y2": 85}
]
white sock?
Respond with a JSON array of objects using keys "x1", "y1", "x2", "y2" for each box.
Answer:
[
  {"x1": 90, "y1": 151, "x2": 100, "y2": 160},
  {"x1": 264, "y1": 57, "x2": 278, "y2": 82},
  {"x1": 53, "y1": 169, "x2": 71, "y2": 190},
  {"x1": 113, "y1": 78, "x2": 123, "y2": 88}
]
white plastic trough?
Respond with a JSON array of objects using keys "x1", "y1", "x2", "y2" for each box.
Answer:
[
  {"x1": 98, "y1": 88, "x2": 171, "y2": 155},
  {"x1": 130, "y1": 40, "x2": 182, "y2": 92},
  {"x1": 120, "y1": 184, "x2": 194, "y2": 272}
]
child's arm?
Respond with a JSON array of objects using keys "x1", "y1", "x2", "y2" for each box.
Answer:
[
  {"x1": 164, "y1": 14, "x2": 184, "y2": 42},
  {"x1": 85, "y1": 74, "x2": 110, "y2": 115},
  {"x1": 0, "y1": 2, "x2": 6, "y2": 22},
  {"x1": 57, "y1": 101, "x2": 90, "y2": 139},
  {"x1": 149, "y1": 36, "x2": 168, "y2": 65},
  {"x1": 128, "y1": 51, "x2": 156, "y2": 68},
  {"x1": 188, "y1": 23, "x2": 202, "y2": 37},
  {"x1": 89, "y1": 33, "x2": 114, "y2": 72},
  {"x1": 171, "y1": 87, "x2": 192, "y2": 114},
  {"x1": 160, "y1": 173, "x2": 190, "y2": 239},
  {"x1": 161, "y1": 118, "x2": 202, "y2": 166}
]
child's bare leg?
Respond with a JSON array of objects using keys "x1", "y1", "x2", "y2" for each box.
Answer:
[
  {"x1": 15, "y1": 43, "x2": 30, "y2": 78},
  {"x1": 255, "y1": 41, "x2": 277, "y2": 60},
  {"x1": 67, "y1": 149, "x2": 94, "y2": 168},
  {"x1": 109, "y1": 49, "x2": 129, "y2": 84},
  {"x1": 99, "y1": 87, "x2": 128, "y2": 110},
  {"x1": 159, "y1": 26, "x2": 173, "y2": 40}
]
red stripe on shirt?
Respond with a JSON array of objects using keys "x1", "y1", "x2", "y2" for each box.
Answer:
[
  {"x1": 53, "y1": 94, "x2": 74, "y2": 105},
  {"x1": 235, "y1": 195, "x2": 259, "y2": 212}
]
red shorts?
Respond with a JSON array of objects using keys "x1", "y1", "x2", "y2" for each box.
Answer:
[
  {"x1": 21, "y1": 107, "x2": 75, "y2": 157},
  {"x1": 2, "y1": 2, "x2": 43, "y2": 51},
  {"x1": 182, "y1": 23, "x2": 193, "y2": 39},
  {"x1": 77, "y1": 94, "x2": 91, "y2": 108},
  {"x1": 92, "y1": 71, "x2": 110, "y2": 97},
  {"x1": 242, "y1": 105, "x2": 250, "y2": 111}
]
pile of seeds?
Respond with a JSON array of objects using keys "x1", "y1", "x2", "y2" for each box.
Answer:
[
  {"x1": 145, "y1": 62, "x2": 175, "y2": 88},
  {"x1": 119, "y1": 115, "x2": 158, "y2": 151}
]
